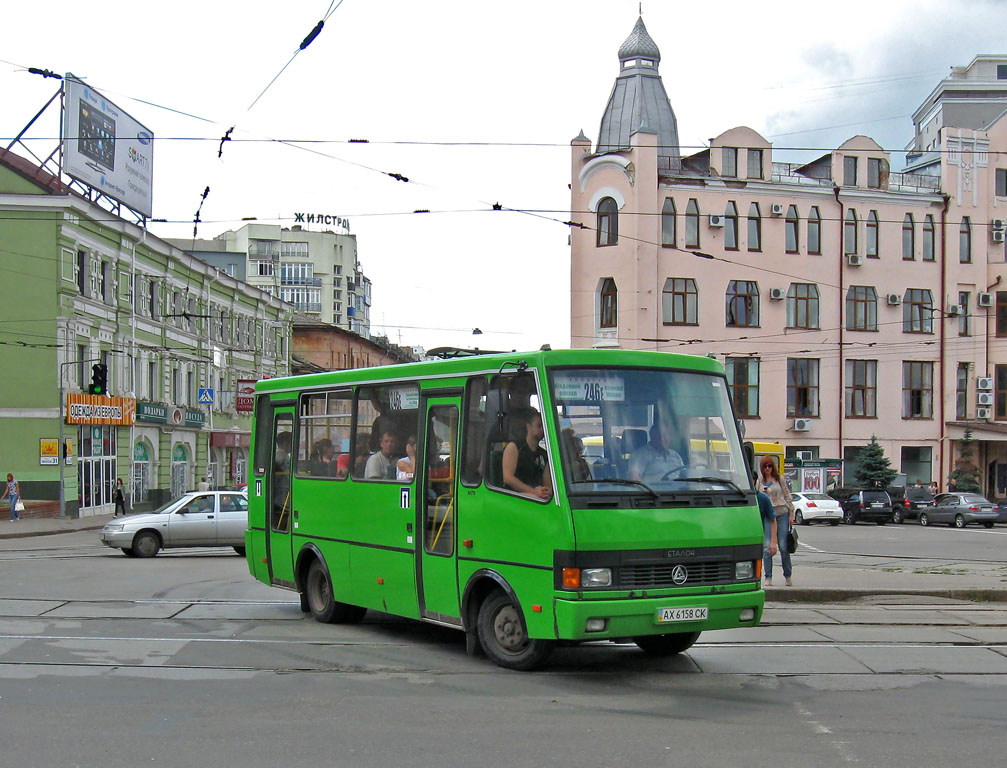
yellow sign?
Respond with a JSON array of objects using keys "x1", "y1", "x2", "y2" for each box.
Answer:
[
  {"x1": 40, "y1": 438, "x2": 59, "y2": 465},
  {"x1": 65, "y1": 438, "x2": 74, "y2": 464},
  {"x1": 65, "y1": 394, "x2": 136, "y2": 425}
]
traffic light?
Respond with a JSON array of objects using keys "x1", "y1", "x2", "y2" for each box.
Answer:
[{"x1": 89, "y1": 363, "x2": 108, "y2": 395}]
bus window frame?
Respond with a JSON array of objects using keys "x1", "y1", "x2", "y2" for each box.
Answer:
[
  {"x1": 294, "y1": 388, "x2": 353, "y2": 481},
  {"x1": 351, "y1": 382, "x2": 421, "y2": 483}
]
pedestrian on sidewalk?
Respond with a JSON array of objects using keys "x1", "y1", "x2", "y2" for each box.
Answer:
[
  {"x1": 1, "y1": 473, "x2": 22, "y2": 521},
  {"x1": 759, "y1": 457, "x2": 794, "y2": 586},
  {"x1": 196, "y1": 476, "x2": 210, "y2": 491},
  {"x1": 113, "y1": 478, "x2": 127, "y2": 517}
]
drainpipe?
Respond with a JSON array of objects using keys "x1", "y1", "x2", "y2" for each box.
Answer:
[
  {"x1": 985, "y1": 275, "x2": 1001, "y2": 378},
  {"x1": 834, "y1": 184, "x2": 843, "y2": 472},
  {"x1": 940, "y1": 193, "x2": 950, "y2": 491}
]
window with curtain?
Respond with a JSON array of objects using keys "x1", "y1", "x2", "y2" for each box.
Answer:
[
  {"x1": 599, "y1": 279, "x2": 617, "y2": 328},
  {"x1": 843, "y1": 156, "x2": 858, "y2": 186},
  {"x1": 866, "y1": 211, "x2": 879, "y2": 257},
  {"x1": 725, "y1": 280, "x2": 760, "y2": 327},
  {"x1": 845, "y1": 360, "x2": 877, "y2": 417},
  {"x1": 596, "y1": 197, "x2": 618, "y2": 246},
  {"x1": 787, "y1": 358, "x2": 820, "y2": 417},
  {"x1": 808, "y1": 206, "x2": 822, "y2": 255},
  {"x1": 724, "y1": 201, "x2": 738, "y2": 250},
  {"x1": 661, "y1": 198, "x2": 676, "y2": 246},
  {"x1": 846, "y1": 285, "x2": 878, "y2": 331},
  {"x1": 902, "y1": 361, "x2": 934, "y2": 419},
  {"x1": 786, "y1": 283, "x2": 820, "y2": 329},
  {"x1": 662, "y1": 278, "x2": 698, "y2": 325},
  {"x1": 959, "y1": 291, "x2": 971, "y2": 337},
  {"x1": 845, "y1": 209, "x2": 858, "y2": 255},
  {"x1": 747, "y1": 203, "x2": 761, "y2": 251},
  {"x1": 722, "y1": 147, "x2": 737, "y2": 178},
  {"x1": 902, "y1": 214, "x2": 915, "y2": 260},
  {"x1": 957, "y1": 362, "x2": 969, "y2": 420},
  {"x1": 685, "y1": 199, "x2": 700, "y2": 248},
  {"x1": 960, "y1": 217, "x2": 972, "y2": 263},
  {"x1": 922, "y1": 215, "x2": 935, "y2": 261},
  {"x1": 785, "y1": 205, "x2": 800, "y2": 253},
  {"x1": 725, "y1": 357, "x2": 759, "y2": 417},
  {"x1": 903, "y1": 288, "x2": 934, "y2": 333},
  {"x1": 747, "y1": 149, "x2": 763, "y2": 179}
]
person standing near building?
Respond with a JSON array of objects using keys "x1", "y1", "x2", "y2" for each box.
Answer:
[
  {"x1": 759, "y1": 457, "x2": 794, "y2": 586},
  {"x1": 113, "y1": 478, "x2": 127, "y2": 517},
  {"x1": 196, "y1": 476, "x2": 210, "y2": 491},
  {"x1": 1, "y1": 473, "x2": 21, "y2": 521}
]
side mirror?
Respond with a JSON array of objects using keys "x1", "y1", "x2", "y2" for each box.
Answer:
[{"x1": 742, "y1": 441, "x2": 756, "y2": 485}]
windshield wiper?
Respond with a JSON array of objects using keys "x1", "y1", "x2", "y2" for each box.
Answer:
[
  {"x1": 671, "y1": 476, "x2": 746, "y2": 493},
  {"x1": 571, "y1": 478, "x2": 658, "y2": 498}
]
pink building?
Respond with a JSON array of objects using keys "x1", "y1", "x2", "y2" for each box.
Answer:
[{"x1": 570, "y1": 19, "x2": 1007, "y2": 493}]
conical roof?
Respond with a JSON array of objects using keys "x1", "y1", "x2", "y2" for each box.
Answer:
[{"x1": 618, "y1": 17, "x2": 661, "y2": 64}]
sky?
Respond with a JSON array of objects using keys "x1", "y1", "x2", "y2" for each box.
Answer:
[{"x1": 2, "y1": 0, "x2": 1006, "y2": 354}]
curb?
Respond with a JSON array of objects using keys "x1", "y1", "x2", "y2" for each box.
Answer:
[
  {"x1": 766, "y1": 587, "x2": 1007, "y2": 603},
  {"x1": 0, "y1": 524, "x2": 105, "y2": 540}
]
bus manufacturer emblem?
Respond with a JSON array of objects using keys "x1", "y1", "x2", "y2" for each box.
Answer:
[{"x1": 671, "y1": 565, "x2": 689, "y2": 585}]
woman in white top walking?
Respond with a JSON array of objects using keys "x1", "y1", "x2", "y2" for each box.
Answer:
[{"x1": 759, "y1": 457, "x2": 795, "y2": 586}]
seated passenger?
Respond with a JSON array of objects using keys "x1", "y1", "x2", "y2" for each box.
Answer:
[
  {"x1": 397, "y1": 436, "x2": 417, "y2": 481},
  {"x1": 335, "y1": 453, "x2": 350, "y2": 479},
  {"x1": 364, "y1": 431, "x2": 399, "y2": 479},
  {"x1": 502, "y1": 409, "x2": 552, "y2": 500},
  {"x1": 310, "y1": 438, "x2": 337, "y2": 476},
  {"x1": 627, "y1": 419, "x2": 684, "y2": 483},
  {"x1": 561, "y1": 427, "x2": 592, "y2": 483}
]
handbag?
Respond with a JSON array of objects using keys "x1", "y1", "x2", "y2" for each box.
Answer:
[
  {"x1": 14, "y1": 499, "x2": 25, "y2": 513},
  {"x1": 786, "y1": 526, "x2": 798, "y2": 554}
]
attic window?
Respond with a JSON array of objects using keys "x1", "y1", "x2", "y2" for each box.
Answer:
[{"x1": 998, "y1": 64, "x2": 1007, "y2": 80}]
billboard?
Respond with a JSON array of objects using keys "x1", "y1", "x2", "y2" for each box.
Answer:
[
  {"x1": 62, "y1": 76, "x2": 154, "y2": 217},
  {"x1": 236, "y1": 380, "x2": 257, "y2": 413}
]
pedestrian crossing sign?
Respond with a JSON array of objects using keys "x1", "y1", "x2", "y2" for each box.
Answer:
[{"x1": 198, "y1": 388, "x2": 215, "y2": 405}]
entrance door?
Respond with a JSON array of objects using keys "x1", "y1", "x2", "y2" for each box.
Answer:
[
  {"x1": 266, "y1": 408, "x2": 296, "y2": 585},
  {"x1": 419, "y1": 398, "x2": 461, "y2": 622}
]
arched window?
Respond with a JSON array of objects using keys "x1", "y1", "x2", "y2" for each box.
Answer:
[
  {"x1": 844, "y1": 209, "x2": 858, "y2": 255},
  {"x1": 903, "y1": 288, "x2": 934, "y2": 333},
  {"x1": 846, "y1": 286, "x2": 878, "y2": 331},
  {"x1": 922, "y1": 215, "x2": 935, "y2": 261},
  {"x1": 902, "y1": 214, "x2": 915, "y2": 260},
  {"x1": 808, "y1": 206, "x2": 822, "y2": 255},
  {"x1": 726, "y1": 280, "x2": 760, "y2": 327},
  {"x1": 747, "y1": 203, "x2": 761, "y2": 251},
  {"x1": 724, "y1": 201, "x2": 739, "y2": 250},
  {"x1": 786, "y1": 283, "x2": 820, "y2": 329},
  {"x1": 785, "y1": 205, "x2": 800, "y2": 253},
  {"x1": 596, "y1": 197, "x2": 618, "y2": 246},
  {"x1": 960, "y1": 217, "x2": 972, "y2": 263},
  {"x1": 662, "y1": 278, "x2": 698, "y2": 325},
  {"x1": 866, "y1": 210, "x2": 879, "y2": 257},
  {"x1": 661, "y1": 198, "x2": 676, "y2": 246},
  {"x1": 599, "y1": 278, "x2": 618, "y2": 328},
  {"x1": 685, "y1": 199, "x2": 700, "y2": 248}
]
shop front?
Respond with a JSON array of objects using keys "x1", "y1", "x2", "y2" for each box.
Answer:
[
  {"x1": 210, "y1": 431, "x2": 251, "y2": 488},
  {"x1": 65, "y1": 394, "x2": 136, "y2": 518}
]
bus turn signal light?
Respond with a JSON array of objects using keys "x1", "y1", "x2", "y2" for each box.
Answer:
[{"x1": 562, "y1": 568, "x2": 580, "y2": 588}]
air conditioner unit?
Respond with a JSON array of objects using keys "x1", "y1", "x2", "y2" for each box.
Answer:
[
  {"x1": 769, "y1": 287, "x2": 785, "y2": 301},
  {"x1": 946, "y1": 303, "x2": 961, "y2": 316},
  {"x1": 977, "y1": 376, "x2": 993, "y2": 391},
  {"x1": 793, "y1": 418, "x2": 811, "y2": 432},
  {"x1": 991, "y1": 218, "x2": 1006, "y2": 231},
  {"x1": 977, "y1": 392, "x2": 994, "y2": 406},
  {"x1": 993, "y1": 231, "x2": 1006, "y2": 243},
  {"x1": 887, "y1": 293, "x2": 902, "y2": 306},
  {"x1": 847, "y1": 254, "x2": 863, "y2": 266},
  {"x1": 796, "y1": 450, "x2": 814, "y2": 461},
  {"x1": 770, "y1": 203, "x2": 785, "y2": 216},
  {"x1": 708, "y1": 214, "x2": 725, "y2": 228},
  {"x1": 977, "y1": 407, "x2": 993, "y2": 420},
  {"x1": 978, "y1": 292, "x2": 994, "y2": 308}
]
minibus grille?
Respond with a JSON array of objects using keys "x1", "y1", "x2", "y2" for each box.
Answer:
[{"x1": 619, "y1": 561, "x2": 734, "y2": 588}]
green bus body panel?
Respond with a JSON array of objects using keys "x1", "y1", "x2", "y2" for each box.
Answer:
[{"x1": 570, "y1": 506, "x2": 765, "y2": 552}]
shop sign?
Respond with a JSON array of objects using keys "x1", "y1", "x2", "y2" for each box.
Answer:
[
  {"x1": 210, "y1": 431, "x2": 251, "y2": 448},
  {"x1": 65, "y1": 438, "x2": 74, "y2": 465},
  {"x1": 236, "y1": 380, "x2": 256, "y2": 413},
  {"x1": 40, "y1": 438, "x2": 59, "y2": 466},
  {"x1": 136, "y1": 402, "x2": 168, "y2": 423},
  {"x1": 134, "y1": 442, "x2": 150, "y2": 462},
  {"x1": 92, "y1": 426, "x2": 103, "y2": 456},
  {"x1": 185, "y1": 409, "x2": 206, "y2": 427},
  {"x1": 65, "y1": 394, "x2": 136, "y2": 425}
]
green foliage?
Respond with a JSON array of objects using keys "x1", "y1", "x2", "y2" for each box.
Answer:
[
  {"x1": 949, "y1": 427, "x2": 982, "y2": 493},
  {"x1": 855, "y1": 435, "x2": 897, "y2": 488}
]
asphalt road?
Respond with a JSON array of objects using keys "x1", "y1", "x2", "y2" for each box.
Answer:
[{"x1": 0, "y1": 530, "x2": 1005, "y2": 767}]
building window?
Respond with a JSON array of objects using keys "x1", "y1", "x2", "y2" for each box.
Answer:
[
  {"x1": 845, "y1": 359, "x2": 877, "y2": 418},
  {"x1": 662, "y1": 278, "x2": 698, "y2": 325},
  {"x1": 747, "y1": 203, "x2": 761, "y2": 251},
  {"x1": 957, "y1": 362, "x2": 969, "y2": 420},
  {"x1": 596, "y1": 197, "x2": 618, "y2": 246},
  {"x1": 77, "y1": 343, "x2": 87, "y2": 389},
  {"x1": 844, "y1": 209, "x2": 858, "y2": 255},
  {"x1": 599, "y1": 278, "x2": 617, "y2": 328},
  {"x1": 722, "y1": 147, "x2": 737, "y2": 178},
  {"x1": 867, "y1": 158, "x2": 882, "y2": 189},
  {"x1": 902, "y1": 214, "x2": 915, "y2": 260},
  {"x1": 747, "y1": 149, "x2": 763, "y2": 179},
  {"x1": 685, "y1": 199, "x2": 700, "y2": 248},
  {"x1": 76, "y1": 250, "x2": 88, "y2": 295},
  {"x1": 786, "y1": 283, "x2": 820, "y2": 329},
  {"x1": 844, "y1": 156, "x2": 858, "y2": 186},
  {"x1": 726, "y1": 280, "x2": 760, "y2": 327},
  {"x1": 846, "y1": 285, "x2": 878, "y2": 331},
  {"x1": 959, "y1": 291, "x2": 972, "y2": 336},
  {"x1": 903, "y1": 289, "x2": 934, "y2": 333},
  {"x1": 866, "y1": 210, "x2": 879, "y2": 257},
  {"x1": 725, "y1": 357, "x2": 759, "y2": 417},
  {"x1": 922, "y1": 215, "x2": 935, "y2": 261},
  {"x1": 724, "y1": 201, "x2": 738, "y2": 250},
  {"x1": 997, "y1": 168, "x2": 1007, "y2": 197},
  {"x1": 997, "y1": 365, "x2": 1007, "y2": 419},
  {"x1": 960, "y1": 217, "x2": 972, "y2": 263},
  {"x1": 785, "y1": 205, "x2": 799, "y2": 253},
  {"x1": 787, "y1": 358, "x2": 820, "y2": 417},
  {"x1": 280, "y1": 241, "x2": 309, "y2": 258},
  {"x1": 661, "y1": 198, "x2": 676, "y2": 246},
  {"x1": 901, "y1": 446, "x2": 933, "y2": 486},
  {"x1": 808, "y1": 206, "x2": 822, "y2": 255},
  {"x1": 902, "y1": 361, "x2": 934, "y2": 419},
  {"x1": 998, "y1": 292, "x2": 1007, "y2": 336},
  {"x1": 149, "y1": 361, "x2": 157, "y2": 400}
]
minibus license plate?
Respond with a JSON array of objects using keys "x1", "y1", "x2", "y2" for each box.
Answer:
[{"x1": 657, "y1": 606, "x2": 707, "y2": 623}]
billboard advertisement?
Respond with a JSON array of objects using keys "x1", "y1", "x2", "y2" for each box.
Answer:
[
  {"x1": 61, "y1": 76, "x2": 154, "y2": 217},
  {"x1": 236, "y1": 380, "x2": 257, "y2": 413}
]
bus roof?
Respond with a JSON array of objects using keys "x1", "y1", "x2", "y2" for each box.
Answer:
[{"x1": 255, "y1": 348, "x2": 725, "y2": 395}]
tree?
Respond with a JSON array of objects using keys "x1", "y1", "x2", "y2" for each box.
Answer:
[
  {"x1": 949, "y1": 427, "x2": 982, "y2": 493},
  {"x1": 855, "y1": 435, "x2": 897, "y2": 488}
]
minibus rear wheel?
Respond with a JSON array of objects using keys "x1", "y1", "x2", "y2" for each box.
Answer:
[
  {"x1": 633, "y1": 631, "x2": 701, "y2": 656},
  {"x1": 477, "y1": 590, "x2": 553, "y2": 671},
  {"x1": 305, "y1": 560, "x2": 366, "y2": 624}
]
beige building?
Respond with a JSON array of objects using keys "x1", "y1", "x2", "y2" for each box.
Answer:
[{"x1": 570, "y1": 19, "x2": 1007, "y2": 493}]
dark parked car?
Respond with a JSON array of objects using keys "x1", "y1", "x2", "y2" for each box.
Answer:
[
  {"x1": 889, "y1": 485, "x2": 936, "y2": 524},
  {"x1": 839, "y1": 489, "x2": 893, "y2": 525},
  {"x1": 920, "y1": 493, "x2": 998, "y2": 528}
]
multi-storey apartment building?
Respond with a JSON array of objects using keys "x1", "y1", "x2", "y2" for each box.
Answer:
[
  {"x1": 0, "y1": 149, "x2": 292, "y2": 516},
  {"x1": 570, "y1": 18, "x2": 1007, "y2": 493},
  {"x1": 173, "y1": 221, "x2": 372, "y2": 338}
]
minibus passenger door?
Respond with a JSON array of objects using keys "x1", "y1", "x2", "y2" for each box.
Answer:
[
  {"x1": 267, "y1": 408, "x2": 296, "y2": 585},
  {"x1": 419, "y1": 397, "x2": 461, "y2": 623}
]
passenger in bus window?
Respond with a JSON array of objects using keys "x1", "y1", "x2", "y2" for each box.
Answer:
[
  {"x1": 627, "y1": 417, "x2": 683, "y2": 483},
  {"x1": 561, "y1": 428, "x2": 592, "y2": 483},
  {"x1": 397, "y1": 436, "x2": 417, "y2": 481},
  {"x1": 365, "y1": 431, "x2": 399, "y2": 479},
  {"x1": 503, "y1": 409, "x2": 552, "y2": 500},
  {"x1": 310, "y1": 438, "x2": 337, "y2": 476}
]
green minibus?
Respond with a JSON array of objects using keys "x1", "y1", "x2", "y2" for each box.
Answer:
[{"x1": 246, "y1": 348, "x2": 765, "y2": 669}]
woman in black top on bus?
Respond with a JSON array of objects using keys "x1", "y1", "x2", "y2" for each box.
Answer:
[{"x1": 502, "y1": 408, "x2": 552, "y2": 500}]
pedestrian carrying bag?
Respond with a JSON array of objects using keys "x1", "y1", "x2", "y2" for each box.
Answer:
[
  {"x1": 786, "y1": 526, "x2": 798, "y2": 554},
  {"x1": 14, "y1": 500, "x2": 25, "y2": 513}
]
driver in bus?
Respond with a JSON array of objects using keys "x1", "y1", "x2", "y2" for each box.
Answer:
[{"x1": 627, "y1": 417, "x2": 684, "y2": 484}]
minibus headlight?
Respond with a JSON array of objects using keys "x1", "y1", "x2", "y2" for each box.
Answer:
[
  {"x1": 735, "y1": 561, "x2": 754, "y2": 580},
  {"x1": 581, "y1": 568, "x2": 613, "y2": 587}
]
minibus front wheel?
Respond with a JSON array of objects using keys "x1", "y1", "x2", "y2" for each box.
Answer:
[{"x1": 477, "y1": 590, "x2": 553, "y2": 671}]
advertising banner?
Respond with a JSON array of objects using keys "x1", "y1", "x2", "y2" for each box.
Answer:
[
  {"x1": 65, "y1": 394, "x2": 136, "y2": 425},
  {"x1": 236, "y1": 380, "x2": 256, "y2": 413},
  {"x1": 40, "y1": 438, "x2": 59, "y2": 465},
  {"x1": 61, "y1": 76, "x2": 154, "y2": 217}
]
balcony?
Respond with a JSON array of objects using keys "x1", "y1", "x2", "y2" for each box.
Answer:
[
  {"x1": 280, "y1": 276, "x2": 322, "y2": 287},
  {"x1": 291, "y1": 302, "x2": 322, "y2": 313}
]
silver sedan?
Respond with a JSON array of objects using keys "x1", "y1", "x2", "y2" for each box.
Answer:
[
  {"x1": 99, "y1": 491, "x2": 249, "y2": 557},
  {"x1": 920, "y1": 493, "x2": 998, "y2": 529}
]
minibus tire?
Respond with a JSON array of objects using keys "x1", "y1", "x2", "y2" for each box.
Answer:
[
  {"x1": 305, "y1": 560, "x2": 366, "y2": 624},
  {"x1": 477, "y1": 591, "x2": 553, "y2": 671},
  {"x1": 634, "y1": 631, "x2": 700, "y2": 656}
]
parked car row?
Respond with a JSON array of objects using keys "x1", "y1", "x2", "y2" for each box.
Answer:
[{"x1": 813, "y1": 485, "x2": 1005, "y2": 528}]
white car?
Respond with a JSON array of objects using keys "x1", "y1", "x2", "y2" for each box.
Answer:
[{"x1": 792, "y1": 492, "x2": 842, "y2": 526}]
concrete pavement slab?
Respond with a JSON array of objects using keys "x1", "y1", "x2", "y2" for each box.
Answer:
[
  {"x1": 0, "y1": 598, "x2": 66, "y2": 616},
  {"x1": 42, "y1": 600, "x2": 185, "y2": 619},
  {"x1": 811, "y1": 608, "x2": 973, "y2": 625},
  {"x1": 173, "y1": 602, "x2": 306, "y2": 620},
  {"x1": 761, "y1": 607, "x2": 840, "y2": 624},
  {"x1": 808, "y1": 626, "x2": 983, "y2": 644},
  {"x1": 943, "y1": 609, "x2": 1007, "y2": 625},
  {"x1": 688, "y1": 645, "x2": 873, "y2": 674},
  {"x1": 844, "y1": 645, "x2": 1007, "y2": 674}
]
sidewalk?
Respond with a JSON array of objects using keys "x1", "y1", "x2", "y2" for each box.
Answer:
[{"x1": 3, "y1": 514, "x2": 1006, "y2": 603}]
